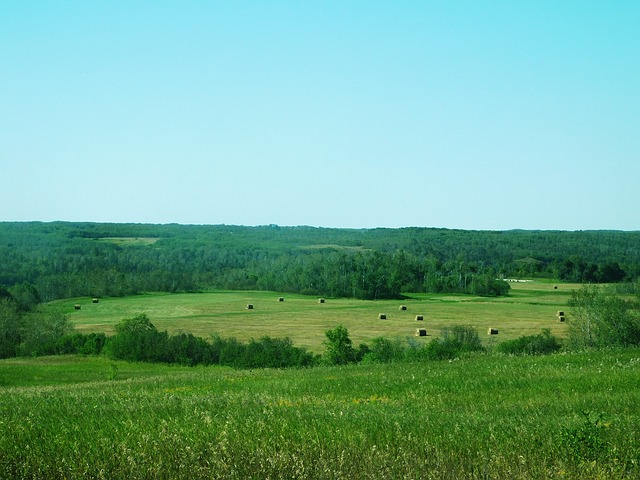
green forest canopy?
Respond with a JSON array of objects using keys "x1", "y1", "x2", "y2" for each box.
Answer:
[{"x1": 1, "y1": 222, "x2": 639, "y2": 303}]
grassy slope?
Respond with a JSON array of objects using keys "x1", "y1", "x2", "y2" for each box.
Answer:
[{"x1": 1, "y1": 351, "x2": 639, "y2": 479}]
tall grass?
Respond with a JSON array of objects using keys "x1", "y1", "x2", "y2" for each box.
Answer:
[{"x1": 1, "y1": 350, "x2": 639, "y2": 479}]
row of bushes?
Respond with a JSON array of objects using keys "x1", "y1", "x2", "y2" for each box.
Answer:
[
  {"x1": 41, "y1": 332, "x2": 107, "y2": 356},
  {"x1": 0, "y1": 300, "x2": 318, "y2": 367},
  {"x1": 42, "y1": 322, "x2": 564, "y2": 369},
  {"x1": 49, "y1": 323, "x2": 560, "y2": 369},
  {"x1": 323, "y1": 324, "x2": 563, "y2": 366},
  {"x1": 105, "y1": 314, "x2": 318, "y2": 368}
]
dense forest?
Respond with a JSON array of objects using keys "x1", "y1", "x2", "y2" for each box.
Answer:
[{"x1": 1, "y1": 222, "x2": 639, "y2": 306}]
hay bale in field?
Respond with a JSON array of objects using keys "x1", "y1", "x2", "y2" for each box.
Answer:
[
  {"x1": 557, "y1": 311, "x2": 565, "y2": 317},
  {"x1": 558, "y1": 315, "x2": 566, "y2": 322},
  {"x1": 74, "y1": 304, "x2": 81, "y2": 310},
  {"x1": 278, "y1": 297, "x2": 284, "y2": 302},
  {"x1": 415, "y1": 315, "x2": 424, "y2": 321},
  {"x1": 554, "y1": 285, "x2": 558, "y2": 290},
  {"x1": 246, "y1": 304, "x2": 254, "y2": 310},
  {"x1": 92, "y1": 298, "x2": 99, "y2": 303},
  {"x1": 378, "y1": 313, "x2": 387, "y2": 320},
  {"x1": 399, "y1": 305, "x2": 407, "y2": 311},
  {"x1": 318, "y1": 298, "x2": 325, "y2": 304},
  {"x1": 488, "y1": 328, "x2": 499, "y2": 335},
  {"x1": 415, "y1": 328, "x2": 427, "y2": 337}
]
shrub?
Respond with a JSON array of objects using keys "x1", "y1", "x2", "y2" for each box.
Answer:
[
  {"x1": 1, "y1": 300, "x2": 101, "y2": 358},
  {"x1": 17, "y1": 309, "x2": 73, "y2": 356},
  {"x1": 496, "y1": 329, "x2": 562, "y2": 356},
  {"x1": 362, "y1": 337, "x2": 406, "y2": 363},
  {"x1": 54, "y1": 332, "x2": 107, "y2": 355},
  {"x1": 218, "y1": 337, "x2": 245, "y2": 367},
  {"x1": 240, "y1": 336, "x2": 317, "y2": 369},
  {"x1": 441, "y1": 325, "x2": 484, "y2": 352},
  {"x1": 105, "y1": 314, "x2": 170, "y2": 363},
  {"x1": 568, "y1": 286, "x2": 640, "y2": 349},
  {"x1": 323, "y1": 325, "x2": 357, "y2": 365},
  {"x1": 106, "y1": 317, "x2": 317, "y2": 369},
  {"x1": 167, "y1": 333, "x2": 217, "y2": 366},
  {"x1": 425, "y1": 325, "x2": 485, "y2": 360}
]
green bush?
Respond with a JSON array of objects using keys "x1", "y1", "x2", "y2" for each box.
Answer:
[
  {"x1": 106, "y1": 315, "x2": 316, "y2": 368},
  {"x1": 17, "y1": 309, "x2": 73, "y2": 357},
  {"x1": 105, "y1": 314, "x2": 170, "y2": 363},
  {"x1": 167, "y1": 333, "x2": 217, "y2": 366},
  {"x1": 496, "y1": 329, "x2": 562, "y2": 356},
  {"x1": 424, "y1": 325, "x2": 485, "y2": 360},
  {"x1": 54, "y1": 332, "x2": 107, "y2": 355},
  {"x1": 213, "y1": 335, "x2": 317, "y2": 369},
  {"x1": 568, "y1": 286, "x2": 640, "y2": 348},
  {"x1": 323, "y1": 325, "x2": 357, "y2": 365},
  {"x1": 240, "y1": 336, "x2": 317, "y2": 369},
  {"x1": 362, "y1": 337, "x2": 406, "y2": 363},
  {"x1": 1, "y1": 299, "x2": 100, "y2": 358}
]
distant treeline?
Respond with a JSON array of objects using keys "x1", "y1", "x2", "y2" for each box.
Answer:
[{"x1": 1, "y1": 222, "x2": 639, "y2": 304}]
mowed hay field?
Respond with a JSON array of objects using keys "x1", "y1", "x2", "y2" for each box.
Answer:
[{"x1": 54, "y1": 281, "x2": 576, "y2": 353}]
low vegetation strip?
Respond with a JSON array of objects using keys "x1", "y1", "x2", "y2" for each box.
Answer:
[{"x1": 1, "y1": 350, "x2": 638, "y2": 479}]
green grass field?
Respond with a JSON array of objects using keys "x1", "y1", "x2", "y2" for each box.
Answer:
[
  {"x1": 1, "y1": 350, "x2": 638, "y2": 479},
  {"x1": 52, "y1": 281, "x2": 576, "y2": 353}
]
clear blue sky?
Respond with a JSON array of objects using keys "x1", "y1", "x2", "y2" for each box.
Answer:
[{"x1": 2, "y1": 1, "x2": 638, "y2": 230}]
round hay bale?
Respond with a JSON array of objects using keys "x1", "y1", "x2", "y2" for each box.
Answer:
[
  {"x1": 415, "y1": 328, "x2": 427, "y2": 337},
  {"x1": 318, "y1": 298, "x2": 325, "y2": 304},
  {"x1": 488, "y1": 328, "x2": 499, "y2": 335},
  {"x1": 92, "y1": 298, "x2": 99, "y2": 303},
  {"x1": 74, "y1": 304, "x2": 81, "y2": 310},
  {"x1": 378, "y1": 313, "x2": 387, "y2": 320},
  {"x1": 554, "y1": 285, "x2": 558, "y2": 290},
  {"x1": 278, "y1": 297, "x2": 284, "y2": 302},
  {"x1": 246, "y1": 304, "x2": 254, "y2": 310},
  {"x1": 558, "y1": 315, "x2": 566, "y2": 322},
  {"x1": 557, "y1": 311, "x2": 565, "y2": 317},
  {"x1": 415, "y1": 315, "x2": 424, "y2": 321},
  {"x1": 399, "y1": 305, "x2": 407, "y2": 311}
]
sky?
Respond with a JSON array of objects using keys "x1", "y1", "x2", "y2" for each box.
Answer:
[{"x1": 1, "y1": 1, "x2": 638, "y2": 231}]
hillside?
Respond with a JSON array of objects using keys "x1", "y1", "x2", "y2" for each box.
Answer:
[{"x1": 1, "y1": 350, "x2": 639, "y2": 479}]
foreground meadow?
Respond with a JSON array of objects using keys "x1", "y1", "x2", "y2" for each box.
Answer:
[
  {"x1": 55, "y1": 281, "x2": 575, "y2": 353},
  {"x1": 1, "y1": 350, "x2": 639, "y2": 479}
]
